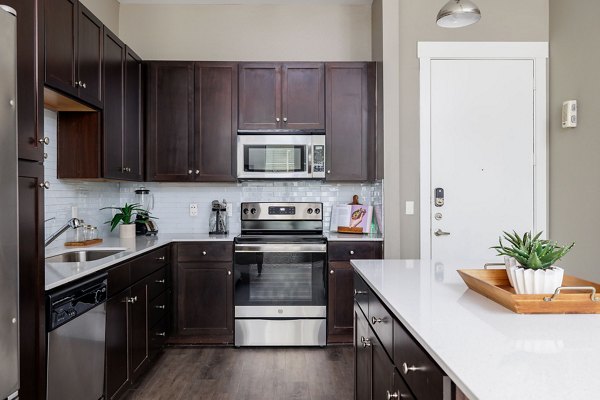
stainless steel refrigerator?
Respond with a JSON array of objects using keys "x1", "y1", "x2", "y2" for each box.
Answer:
[{"x1": 0, "y1": 4, "x2": 20, "y2": 400}]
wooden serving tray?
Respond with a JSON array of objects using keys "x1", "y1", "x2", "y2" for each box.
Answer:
[
  {"x1": 337, "y1": 226, "x2": 364, "y2": 234},
  {"x1": 458, "y1": 269, "x2": 600, "y2": 314},
  {"x1": 64, "y1": 238, "x2": 103, "y2": 247}
]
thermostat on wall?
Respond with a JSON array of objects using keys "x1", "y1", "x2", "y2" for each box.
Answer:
[{"x1": 562, "y1": 100, "x2": 577, "y2": 128}]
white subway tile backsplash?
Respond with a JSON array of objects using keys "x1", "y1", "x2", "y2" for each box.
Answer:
[{"x1": 44, "y1": 109, "x2": 383, "y2": 237}]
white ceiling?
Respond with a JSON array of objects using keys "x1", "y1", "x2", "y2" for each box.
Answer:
[{"x1": 117, "y1": 0, "x2": 372, "y2": 5}]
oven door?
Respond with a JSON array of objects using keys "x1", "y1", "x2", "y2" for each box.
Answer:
[
  {"x1": 233, "y1": 242, "x2": 327, "y2": 318},
  {"x1": 237, "y1": 135, "x2": 313, "y2": 179}
]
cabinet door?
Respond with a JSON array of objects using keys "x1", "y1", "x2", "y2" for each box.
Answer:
[
  {"x1": 77, "y1": 4, "x2": 102, "y2": 108},
  {"x1": 6, "y1": 0, "x2": 44, "y2": 162},
  {"x1": 44, "y1": 0, "x2": 77, "y2": 96},
  {"x1": 130, "y1": 280, "x2": 149, "y2": 381},
  {"x1": 123, "y1": 47, "x2": 143, "y2": 181},
  {"x1": 282, "y1": 63, "x2": 325, "y2": 130},
  {"x1": 194, "y1": 62, "x2": 237, "y2": 182},
  {"x1": 147, "y1": 62, "x2": 195, "y2": 181},
  {"x1": 238, "y1": 63, "x2": 281, "y2": 130},
  {"x1": 328, "y1": 262, "x2": 354, "y2": 343},
  {"x1": 106, "y1": 292, "x2": 130, "y2": 400},
  {"x1": 18, "y1": 161, "x2": 46, "y2": 400},
  {"x1": 102, "y1": 29, "x2": 125, "y2": 180},
  {"x1": 392, "y1": 369, "x2": 416, "y2": 400},
  {"x1": 372, "y1": 332, "x2": 394, "y2": 400},
  {"x1": 325, "y1": 62, "x2": 373, "y2": 182},
  {"x1": 355, "y1": 307, "x2": 372, "y2": 400},
  {"x1": 177, "y1": 262, "x2": 233, "y2": 340}
]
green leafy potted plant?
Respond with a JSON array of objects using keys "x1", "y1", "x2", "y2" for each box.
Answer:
[
  {"x1": 492, "y1": 231, "x2": 574, "y2": 294},
  {"x1": 100, "y1": 203, "x2": 149, "y2": 239}
]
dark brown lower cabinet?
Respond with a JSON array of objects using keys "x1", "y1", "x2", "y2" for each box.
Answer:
[
  {"x1": 328, "y1": 262, "x2": 355, "y2": 343},
  {"x1": 18, "y1": 161, "x2": 46, "y2": 400},
  {"x1": 106, "y1": 248, "x2": 171, "y2": 400},
  {"x1": 355, "y1": 308, "x2": 372, "y2": 400}
]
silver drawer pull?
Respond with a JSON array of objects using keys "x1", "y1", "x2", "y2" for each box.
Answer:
[
  {"x1": 155, "y1": 332, "x2": 166, "y2": 337},
  {"x1": 402, "y1": 362, "x2": 424, "y2": 374},
  {"x1": 360, "y1": 336, "x2": 371, "y2": 348},
  {"x1": 156, "y1": 256, "x2": 166, "y2": 261},
  {"x1": 126, "y1": 296, "x2": 137, "y2": 304},
  {"x1": 202, "y1": 251, "x2": 207, "y2": 255},
  {"x1": 387, "y1": 391, "x2": 400, "y2": 400},
  {"x1": 371, "y1": 316, "x2": 383, "y2": 324},
  {"x1": 330, "y1": 270, "x2": 334, "y2": 275},
  {"x1": 349, "y1": 250, "x2": 355, "y2": 255},
  {"x1": 354, "y1": 289, "x2": 368, "y2": 296},
  {"x1": 154, "y1": 305, "x2": 166, "y2": 310},
  {"x1": 155, "y1": 279, "x2": 166, "y2": 284},
  {"x1": 228, "y1": 270, "x2": 232, "y2": 275}
]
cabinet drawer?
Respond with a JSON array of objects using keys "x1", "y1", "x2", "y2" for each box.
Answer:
[
  {"x1": 369, "y1": 293, "x2": 393, "y2": 359},
  {"x1": 107, "y1": 262, "x2": 131, "y2": 298},
  {"x1": 148, "y1": 292, "x2": 168, "y2": 329},
  {"x1": 149, "y1": 316, "x2": 168, "y2": 359},
  {"x1": 354, "y1": 272, "x2": 370, "y2": 317},
  {"x1": 394, "y1": 320, "x2": 445, "y2": 400},
  {"x1": 177, "y1": 242, "x2": 233, "y2": 262},
  {"x1": 147, "y1": 267, "x2": 168, "y2": 301},
  {"x1": 130, "y1": 246, "x2": 169, "y2": 282},
  {"x1": 328, "y1": 241, "x2": 382, "y2": 261}
]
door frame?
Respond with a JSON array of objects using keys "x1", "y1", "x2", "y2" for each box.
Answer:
[{"x1": 418, "y1": 42, "x2": 549, "y2": 259}]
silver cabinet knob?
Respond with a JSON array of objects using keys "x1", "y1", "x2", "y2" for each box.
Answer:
[
  {"x1": 276, "y1": 117, "x2": 280, "y2": 122},
  {"x1": 349, "y1": 250, "x2": 355, "y2": 255},
  {"x1": 387, "y1": 391, "x2": 400, "y2": 399},
  {"x1": 360, "y1": 336, "x2": 371, "y2": 348},
  {"x1": 354, "y1": 289, "x2": 367, "y2": 296},
  {"x1": 371, "y1": 316, "x2": 383, "y2": 324},
  {"x1": 155, "y1": 332, "x2": 166, "y2": 337},
  {"x1": 125, "y1": 167, "x2": 132, "y2": 173},
  {"x1": 434, "y1": 229, "x2": 451, "y2": 236},
  {"x1": 327, "y1": 170, "x2": 331, "y2": 174},
  {"x1": 202, "y1": 251, "x2": 207, "y2": 256},
  {"x1": 283, "y1": 117, "x2": 288, "y2": 123},
  {"x1": 39, "y1": 137, "x2": 50, "y2": 145},
  {"x1": 401, "y1": 362, "x2": 423, "y2": 374},
  {"x1": 195, "y1": 170, "x2": 200, "y2": 175},
  {"x1": 155, "y1": 279, "x2": 166, "y2": 284},
  {"x1": 81, "y1": 82, "x2": 87, "y2": 88},
  {"x1": 154, "y1": 305, "x2": 166, "y2": 310},
  {"x1": 156, "y1": 256, "x2": 166, "y2": 261},
  {"x1": 228, "y1": 270, "x2": 232, "y2": 275},
  {"x1": 330, "y1": 269, "x2": 334, "y2": 275},
  {"x1": 39, "y1": 181, "x2": 50, "y2": 189},
  {"x1": 188, "y1": 170, "x2": 193, "y2": 175},
  {"x1": 126, "y1": 296, "x2": 137, "y2": 304}
]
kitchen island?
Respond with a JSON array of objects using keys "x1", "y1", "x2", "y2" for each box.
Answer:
[{"x1": 352, "y1": 259, "x2": 600, "y2": 400}]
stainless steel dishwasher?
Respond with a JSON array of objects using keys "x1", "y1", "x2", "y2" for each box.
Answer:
[{"x1": 47, "y1": 274, "x2": 107, "y2": 400}]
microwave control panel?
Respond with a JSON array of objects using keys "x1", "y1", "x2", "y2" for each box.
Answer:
[{"x1": 313, "y1": 145, "x2": 325, "y2": 174}]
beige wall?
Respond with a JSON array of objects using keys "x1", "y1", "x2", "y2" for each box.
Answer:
[
  {"x1": 549, "y1": 0, "x2": 600, "y2": 281},
  {"x1": 79, "y1": 0, "x2": 120, "y2": 34},
  {"x1": 118, "y1": 4, "x2": 371, "y2": 61},
  {"x1": 388, "y1": 0, "x2": 549, "y2": 258}
]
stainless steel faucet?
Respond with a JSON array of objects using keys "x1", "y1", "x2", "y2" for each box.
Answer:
[{"x1": 45, "y1": 218, "x2": 81, "y2": 247}]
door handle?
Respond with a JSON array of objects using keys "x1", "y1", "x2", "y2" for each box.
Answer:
[{"x1": 434, "y1": 229, "x2": 450, "y2": 236}]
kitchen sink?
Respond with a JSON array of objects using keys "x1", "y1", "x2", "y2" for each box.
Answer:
[{"x1": 45, "y1": 249, "x2": 125, "y2": 263}]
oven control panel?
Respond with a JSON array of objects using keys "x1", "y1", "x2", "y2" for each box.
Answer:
[
  {"x1": 241, "y1": 202, "x2": 322, "y2": 221},
  {"x1": 268, "y1": 206, "x2": 295, "y2": 215}
]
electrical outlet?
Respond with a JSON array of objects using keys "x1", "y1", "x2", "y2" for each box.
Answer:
[
  {"x1": 405, "y1": 201, "x2": 415, "y2": 215},
  {"x1": 189, "y1": 203, "x2": 198, "y2": 217}
]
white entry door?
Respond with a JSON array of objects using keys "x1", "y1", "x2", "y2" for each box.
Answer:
[{"x1": 419, "y1": 43, "x2": 548, "y2": 261}]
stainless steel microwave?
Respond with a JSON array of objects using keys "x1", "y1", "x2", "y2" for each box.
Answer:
[{"x1": 237, "y1": 134, "x2": 325, "y2": 179}]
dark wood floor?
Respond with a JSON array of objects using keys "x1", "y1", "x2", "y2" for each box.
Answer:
[{"x1": 124, "y1": 346, "x2": 354, "y2": 400}]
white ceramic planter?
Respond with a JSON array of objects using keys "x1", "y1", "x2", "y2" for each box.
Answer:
[
  {"x1": 505, "y1": 260, "x2": 564, "y2": 295},
  {"x1": 119, "y1": 223, "x2": 136, "y2": 239}
]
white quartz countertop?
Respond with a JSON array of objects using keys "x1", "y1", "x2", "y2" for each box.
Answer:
[
  {"x1": 45, "y1": 233, "x2": 238, "y2": 291},
  {"x1": 352, "y1": 259, "x2": 600, "y2": 400},
  {"x1": 325, "y1": 232, "x2": 383, "y2": 241}
]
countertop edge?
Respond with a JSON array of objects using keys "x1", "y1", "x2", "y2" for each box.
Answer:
[{"x1": 351, "y1": 262, "x2": 476, "y2": 400}]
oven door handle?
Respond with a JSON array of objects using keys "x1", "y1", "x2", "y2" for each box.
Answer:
[{"x1": 234, "y1": 243, "x2": 327, "y2": 253}]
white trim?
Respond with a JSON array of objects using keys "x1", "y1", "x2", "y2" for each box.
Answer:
[{"x1": 418, "y1": 42, "x2": 549, "y2": 258}]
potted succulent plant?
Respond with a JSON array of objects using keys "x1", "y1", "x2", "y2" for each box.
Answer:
[
  {"x1": 101, "y1": 203, "x2": 151, "y2": 239},
  {"x1": 492, "y1": 231, "x2": 574, "y2": 295}
]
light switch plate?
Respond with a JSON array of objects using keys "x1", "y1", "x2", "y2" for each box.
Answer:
[
  {"x1": 189, "y1": 203, "x2": 198, "y2": 217},
  {"x1": 405, "y1": 201, "x2": 415, "y2": 215}
]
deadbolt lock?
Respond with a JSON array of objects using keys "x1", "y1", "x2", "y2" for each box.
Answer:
[{"x1": 434, "y1": 213, "x2": 443, "y2": 221}]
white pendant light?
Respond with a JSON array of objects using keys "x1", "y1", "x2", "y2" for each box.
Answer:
[{"x1": 436, "y1": 0, "x2": 481, "y2": 28}]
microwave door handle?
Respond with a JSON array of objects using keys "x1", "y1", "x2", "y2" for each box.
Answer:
[{"x1": 307, "y1": 145, "x2": 313, "y2": 175}]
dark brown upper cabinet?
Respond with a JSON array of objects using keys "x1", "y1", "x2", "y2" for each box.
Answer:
[
  {"x1": 45, "y1": 0, "x2": 103, "y2": 108},
  {"x1": 146, "y1": 61, "x2": 237, "y2": 182},
  {"x1": 325, "y1": 62, "x2": 376, "y2": 182},
  {"x1": 238, "y1": 62, "x2": 324, "y2": 131},
  {"x1": 103, "y1": 28, "x2": 143, "y2": 181}
]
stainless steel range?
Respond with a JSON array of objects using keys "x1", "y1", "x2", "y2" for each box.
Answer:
[{"x1": 234, "y1": 202, "x2": 327, "y2": 346}]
